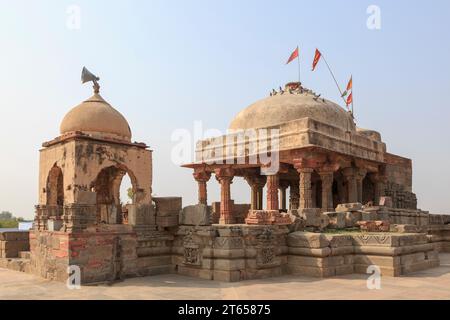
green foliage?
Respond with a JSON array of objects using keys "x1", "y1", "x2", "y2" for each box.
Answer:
[
  {"x1": 0, "y1": 211, "x2": 24, "y2": 229},
  {"x1": 0, "y1": 211, "x2": 13, "y2": 220},
  {"x1": 0, "y1": 219, "x2": 18, "y2": 228},
  {"x1": 127, "y1": 187, "x2": 134, "y2": 201}
]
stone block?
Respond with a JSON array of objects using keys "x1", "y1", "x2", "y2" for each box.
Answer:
[
  {"x1": 156, "y1": 215, "x2": 178, "y2": 227},
  {"x1": 361, "y1": 211, "x2": 378, "y2": 221},
  {"x1": 336, "y1": 203, "x2": 363, "y2": 212},
  {"x1": 379, "y1": 196, "x2": 393, "y2": 207},
  {"x1": 287, "y1": 232, "x2": 330, "y2": 248},
  {"x1": 178, "y1": 265, "x2": 213, "y2": 280},
  {"x1": 288, "y1": 264, "x2": 336, "y2": 277},
  {"x1": 0, "y1": 231, "x2": 29, "y2": 241},
  {"x1": 153, "y1": 197, "x2": 182, "y2": 216},
  {"x1": 74, "y1": 190, "x2": 96, "y2": 205},
  {"x1": 213, "y1": 270, "x2": 241, "y2": 282},
  {"x1": 179, "y1": 204, "x2": 211, "y2": 226},
  {"x1": 214, "y1": 258, "x2": 245, "y2": 271},
  {"x1": 390, "y1": 224, "x2": 419, "y2": 233},
  {"x1": 47, "y1": 219, "x2": 63, "y2": 231},
  {"x1": 345, "y1": 211, "x2": 362, "y2": 227},
  {"x1": 357, "y1": 220, "x2": 390, "y2": 232},
  {"x1": 324, "y1": 212, "x2": 346, "y2": 229},
  {"x1": 298, "y1": 209, "x2": 330, "y2": 230}
]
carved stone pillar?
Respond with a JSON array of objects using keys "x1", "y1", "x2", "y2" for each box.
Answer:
[
  {"x1": 245, "y1": 175, "x2": 266, "y2": 210},
  {"x1": 279, "y1": 180, "x2": 290, "y2": 211},
  {"x1": 318, "y1": 171, "x2": 334, "y2": 212},
  {"x1": 266, "y1": 174, "x2": 279, "y2": 211},
  {"x1": 193, "y1": 170, "x2": 211, "y2": 205},
  {"x1": 342, "y1": 168, "x2": 358, "y2": 203},
  {"x1": 298, "y1": 168, "x2": 314, "y2": 209},
  {"x1": 289, "y1": 180, "x2": 300, "y2": 210},
  {"x1": 244, "y1": 176, "x2": 258, "y2": 210},
  {"x1": 215, "y1": 168, "x2": 234, "y2": 224},
  {"x1": 355, "y1": 169, "x2": 367, "y2": 204}
]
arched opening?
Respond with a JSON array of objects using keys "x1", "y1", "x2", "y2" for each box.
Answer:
[
  {"x1": 46, "y1": 164, "x2": 64, "y2": 217},
  {"x1": 362, "y1": 175, "x2": 376, "y2": 205},
  {"x1": 120, "y1": 173, "x2": 133, "y2": 225},
  {"x1": 91, "y1": 166, "x2": 137, "y2": 225}
]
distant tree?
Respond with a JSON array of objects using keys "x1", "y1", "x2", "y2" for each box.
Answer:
[
  {"x1": 0, "y1": 211, "x2": 13, "y2": 220},
  {"x1": 17, "y1": 217, "x2": 25, "y2": 222},
  {"x1": 127, "y1": 188, "x2": 134, "y2": 202}
]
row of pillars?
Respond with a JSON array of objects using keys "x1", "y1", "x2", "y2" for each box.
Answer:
[{"x1": 193, "y1": 165, "x2": 386, "y2": 225}]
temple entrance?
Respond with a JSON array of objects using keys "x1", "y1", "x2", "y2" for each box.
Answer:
[{"x1": 92, "y1": 166, "x2": 136, "y2": 224}]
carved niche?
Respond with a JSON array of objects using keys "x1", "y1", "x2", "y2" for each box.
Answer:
[{"x1": 182, "y1": 229, "x2": 201, "y2": 266}]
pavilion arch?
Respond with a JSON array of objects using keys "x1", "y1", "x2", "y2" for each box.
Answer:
[
  {"x1": 45, "y1": 164, "x2": 64, "y2": 218},
  {"x1": 90, "y1": 164, "x2": 139, "y2": 224}
]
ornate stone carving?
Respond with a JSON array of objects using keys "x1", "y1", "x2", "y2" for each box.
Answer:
[
  {"x1": 266, "y1": 174, "x2": 279, "y2": 210},
  {"x1": 215, "y1": 167, "x2": 234, "y2": 224},
  {"x1": 193, "y1": 169, "x2": 211, "y2": 205},
  {"x1": 357, "y1": 220, "x2": 390, "y2": 232},
  {"x1": 256, "y1": 228, "x2": 276, "y2": 266},
  {"x1": 183, "y1": 229, "x2": 201, "y2": 266},
  {"x1": 245, "y1": 210, "x2": 291, "y2": 225}
]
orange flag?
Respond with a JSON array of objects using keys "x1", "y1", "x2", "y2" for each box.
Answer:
[
  {"x1": 346, "y1": 76, "x2": 353, "y2": 91},
  {"x1": 312, "y1": 49, "x2": 322, "y2": 71},
  {"x1": 286, "y1": 47, "x2": 299, "y2": 64},
  {"x1": 346, "y1": 92, "x2": 353, "y2": 107}
]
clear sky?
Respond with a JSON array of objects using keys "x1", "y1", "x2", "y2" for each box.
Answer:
[{"x1": 1, "y1": 0, "x2": 449, "y2": 219}]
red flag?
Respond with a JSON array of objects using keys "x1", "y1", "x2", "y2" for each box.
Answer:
[
  {"x1": 312, "y1": 49, "x2": 322, "y2": 71},
  {"x1": 346, "y1": 92, "x2": 353, "y2": 107},
  {"x1": 286, "y1": 47, "x2": 299, "y2": 64},
  {"x1": 346, "y1": 76, "x2": 353, "y2": 91}
]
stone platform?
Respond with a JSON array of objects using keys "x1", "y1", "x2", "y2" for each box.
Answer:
[{"x1": 288, "y1": 232, "x2": 439, "y2": 277}]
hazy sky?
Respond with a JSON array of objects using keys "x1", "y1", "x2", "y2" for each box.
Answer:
[{"x1": 1, "y1": 0, "x2": 449, "y2": 219}]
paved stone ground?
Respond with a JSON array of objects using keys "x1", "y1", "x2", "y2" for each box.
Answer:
[{"x1": 1, "y1": 254, "x2": 450, "y2": 300}]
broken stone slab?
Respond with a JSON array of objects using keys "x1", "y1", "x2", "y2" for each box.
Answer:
[
  {"x1": 361, "y1": 211, "x2": 378, "y2": 221},
  {"x1": 298, "y1": 209, "x2": 330, "y2": 230},
  {"x1": 345, "y1": 211, "x2": 362, "y2": 227},
  {"x1": 357, "y1": 220, "x2": 390, "y2": 232},
  {"x1": 179, "y1": 204, "x2": 211, "y2": 226},
  {"x1": 287, "y1": 211, "x2": 306, "y2": 232},
  {"x1": 390, "y1": 224, "x2": 421, "y2": 233},
  {"x1": 336, "y1": 203, "x2": 363, "y2": 213},
  {"x1": 324, "y1": 212, "x2": 346, "y2": 229}
]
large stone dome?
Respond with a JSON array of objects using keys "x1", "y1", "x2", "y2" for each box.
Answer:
[
  {"x1": 60, "y1": 93, "x2": 132, "y2": 142},
  {"x1": 229, "y1": 84, "x2": 355, "y2": 131}
]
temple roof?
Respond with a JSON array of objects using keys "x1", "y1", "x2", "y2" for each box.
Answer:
[
  {"x1": 60, "y1": 93, "x2": 132, "y2": 142},
  {"x1": 229, "y1": 82, "x2": 356, "y2": 132}
]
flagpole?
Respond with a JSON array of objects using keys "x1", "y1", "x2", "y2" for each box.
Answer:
[
  {"x1": 351, "y1": 75, "x2": 354, "y2": 116},
  {"x1": 321, "y1": 54, "x2": 347, "y2": 106},
  {"x1": 297, "y1": 46, "x2": 301, "y2": 83}
]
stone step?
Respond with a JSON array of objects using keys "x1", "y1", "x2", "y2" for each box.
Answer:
[{"x1": 19, "y1": 251, "x2": 31, "y2": 259}]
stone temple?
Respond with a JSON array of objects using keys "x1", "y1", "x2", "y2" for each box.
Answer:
[{"x1": 1, "y1": 80, "x2": 450, "y2": 283}]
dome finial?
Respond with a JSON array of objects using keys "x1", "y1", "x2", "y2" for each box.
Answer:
[{"x1": 81, "y1": 66, "x2": 100, "y2": 94}]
